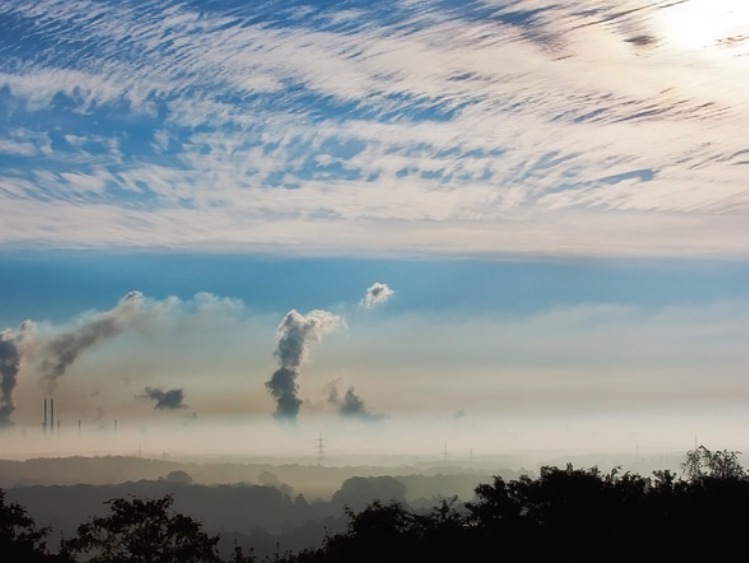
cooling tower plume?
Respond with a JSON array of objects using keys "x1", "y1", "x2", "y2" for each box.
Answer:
[
  {"x1": 139, "y1": 387, "x2": 187, "y2": 410},
  {"x1": 40, "y1": 291, "x2": 143, "y2": 388},
  {"x1": 0, "y1": 326, "x2": 26, "y2": 427},
  {"x1": 327, "y1": 381, "x2": 385, "y2": 422},
  {"x1": 266, "y1": 309, "x2": 343, "y2": 421},
  {"x1": 360, "y1": 282, "x2": 394, "y2": 309}
]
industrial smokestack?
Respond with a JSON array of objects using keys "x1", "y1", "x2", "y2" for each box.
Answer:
[
  {"x1": 50, "y1": 399, "x2": 54, "y2": 436},
  {"x1": 43, "y1": 399, "x2": 47, "y2": 434}
]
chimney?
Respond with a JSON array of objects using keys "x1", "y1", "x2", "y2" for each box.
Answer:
[
  {"x1": 50, "y1": 399, "x2": 54, "y2": 436},
  {"x1": 43, "y1": 399, "x2": 48, "y2": 434}
]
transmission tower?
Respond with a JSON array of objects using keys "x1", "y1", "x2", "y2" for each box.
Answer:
[{"x1": 316, "y1": 432, "x2": 326, "y2": 466}]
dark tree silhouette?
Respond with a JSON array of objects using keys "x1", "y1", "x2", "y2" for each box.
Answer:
[
  {"x1": 284, "y1": 453, "x2": 749, "y2": 561},
  {"x1": 60, "y1": 494, "x2": 221, "y2": 563},
  {"x1": 6, "y1": 444, "x2": 749, "y2": 562},
  {"x1": 228, "y1": 542, "x2": 256, "y2": 563},
  {"x1": 0, "y1": 488, "x2": 59, "y2": 562},
  {"x1": 681, "y1": 444, "x2": 744, "y2": 480}
]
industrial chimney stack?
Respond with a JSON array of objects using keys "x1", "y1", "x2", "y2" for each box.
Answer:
[{"x1": 43, "y1": 398, "x2": 58, "y2": 436}]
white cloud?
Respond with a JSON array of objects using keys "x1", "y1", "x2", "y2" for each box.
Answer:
[
  {"x1": 0, "y1": 139, "x2": 37, "y2": 157},
  {"x1": 0, "y1": 0, "x2": 748, "y2": 257},
  {"x1": 360, "y1": 283, "x2": 395, "y2": 309}
]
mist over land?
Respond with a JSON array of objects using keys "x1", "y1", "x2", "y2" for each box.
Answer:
[{"x1": 0, "y1": 448, "x2": 693, "y2": 560}]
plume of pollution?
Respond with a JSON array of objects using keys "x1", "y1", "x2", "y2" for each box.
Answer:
[
  {"x1": 139, "y1": 387, "x2": 187, "y2": 410},
  {"x1": 0, "y1": 324, "x2": 29, "y2": 427},
  {"x1": 327, "y1": 380, "x2": 385, "y2": 422},
  {"x1": 266, "y1": 309, "x2": 343, "y2": 422},
  {"x1": 39, "y1": 291, "x2": 144, "y2": 390},
  {"x1": 360, "y1": 282, "x2": 394, "y2": 309}
]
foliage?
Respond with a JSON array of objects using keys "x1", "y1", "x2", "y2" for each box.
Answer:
[
  {"x1": 228, "y1": 542, "x2": 256, "y2": 563},
  {"x1": 6, "y1": 444, "x2": 749, "y2": 561},
  {"x1": 60, "y1": 494, "x2": 221, "y2": 563},
  {"x1": 0, "y1": 488, "x2": 59, "y2": 562},
  {"x1": 282, "y1": 455, "x2": 749, "y2": 561},
  {"x1": 681, "y1": 444, "x2": 745, "y2": 480}
]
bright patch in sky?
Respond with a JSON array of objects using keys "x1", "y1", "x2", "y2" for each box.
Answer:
[{"x1": 656, "y1": 0, "x2": 749, "y2": 53}]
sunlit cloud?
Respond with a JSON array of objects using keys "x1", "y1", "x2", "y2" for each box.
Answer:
[{"x1": 0, "y1": 0, "x2": 746, "y2": 257}]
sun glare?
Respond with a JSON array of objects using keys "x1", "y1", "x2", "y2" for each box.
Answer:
[{"x1": 656, "y1": 0, "x2": 749, "y2": 54}]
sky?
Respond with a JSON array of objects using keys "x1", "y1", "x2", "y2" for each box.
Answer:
[{"x1": 1, "y1": 0, "x2": 749, "y2": 463}]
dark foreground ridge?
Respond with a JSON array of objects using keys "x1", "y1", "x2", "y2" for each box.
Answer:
[{"x1": 1, "y1": 445, "x2": 746, "y2": 561}]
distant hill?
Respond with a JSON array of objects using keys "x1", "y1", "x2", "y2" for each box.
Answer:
[
  {"x1": 0, "y1": 455, "x2": 518, "y2": 560},
  {"x1": 0, "y1": 455, "x2": 511, "y2": 501}
]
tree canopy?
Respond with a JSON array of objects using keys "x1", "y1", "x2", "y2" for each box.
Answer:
[
  {"x1": 0, "y1": 488, "x2": 56, "y2": 562},
  {"x1": 3, "y1": 445, "x2": 749, "y2": 561},
  {"x1": 60, "y1": 494, "x2": 221, "y2": 563}
]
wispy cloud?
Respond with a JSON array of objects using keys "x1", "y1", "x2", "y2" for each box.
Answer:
[{"x1": 0, "y1": 0, "x2": 748, "y2": 257}]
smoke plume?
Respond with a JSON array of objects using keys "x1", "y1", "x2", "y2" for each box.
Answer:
[
  {"x1": 327, "y1": 381, "x2": 385, "y2": 422},
  {"x1": 0, "y1": 326, "x2": 26, "y2": 427},
  {"x1": 360, "y1": 282, "x2": 394, "y2": 309},
  {"x1": 139, "y1": 387, "x2": 187, "y2": 410},
  {"x1": 40, "y1": 291, "x2": 143, "y2": 388},
  {"x1": 266, "y1": 309, "x2": 343, "y2": 421}
]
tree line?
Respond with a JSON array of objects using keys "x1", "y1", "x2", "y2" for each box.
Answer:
[{"x1": 2, "y1": 445, "x2": 746, "y2": 562}]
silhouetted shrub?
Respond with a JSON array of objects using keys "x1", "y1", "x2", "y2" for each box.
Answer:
[{"x1": 60, "y1": 494, "x2": 221, "y2": 562}]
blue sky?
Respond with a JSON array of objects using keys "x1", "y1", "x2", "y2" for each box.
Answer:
[
  {"x1": 1, "y1": 252, "x2": 748, "y2": 328},
  {"x1": 1, "y1": 0, "x2": 749, "y2": 461}
]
